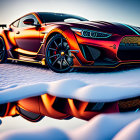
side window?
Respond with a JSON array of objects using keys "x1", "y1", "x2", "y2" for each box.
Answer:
[
  {"x1": 11, "y1": 20, "x2": 20, "y2": 28},
  {"x1": 18, "y1": 14, "x2": 39, "y2": 28}
]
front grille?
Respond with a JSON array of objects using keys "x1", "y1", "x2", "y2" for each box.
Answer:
[
  {"x1": 79, "y1": 44, "x2": 101, "y2": 61},
  {"x1": 117, "y1": 36, "x2": 140, "y2": 60}
]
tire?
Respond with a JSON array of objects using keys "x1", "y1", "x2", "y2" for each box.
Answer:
[
  {"x1": 0, "y1": 37, "x2": 7, "y2": 63},
  {"x1": 46, "y1": 34, "x2": 74, "y2": 73},
  {"x1": 0, "y1": 103, "x2": 8, "y2": 117}
]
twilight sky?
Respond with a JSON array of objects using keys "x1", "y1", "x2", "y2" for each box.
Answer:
[{"x1": 0, "y1": 0, "x2": 140, "y2": 26}]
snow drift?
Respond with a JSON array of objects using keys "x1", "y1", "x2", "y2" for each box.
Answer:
[
  {"x1": 0, "y1": 112, "x2": 140, "y2": 140},
  {"x1": 0, "y1": 79, "x2": 140, "y2": 104},
  {"x1": 113, "y1": 118, "x2": 140, "y2": 140}
]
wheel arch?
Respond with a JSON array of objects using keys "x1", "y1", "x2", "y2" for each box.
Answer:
[
  {"x1": 0, "y1": 30, "x2": 13, "y2": 51},
  {"x1": 41, "y1": 28, "x2": 67, "y2": 57},
  {"x1": 42, "y1": 27, "x2": 92, "y2": 66},
  {"x1": 43, "y1": 28, "x2": 68, "y2": 50},
  {"x1": 45, "y1": 32, "x2": 61, "y2": 47},
  {"x1": 42, "y1": 28, "x2": 78, "y2": 57}
]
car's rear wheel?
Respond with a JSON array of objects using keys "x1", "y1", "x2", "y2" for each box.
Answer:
[
  {"x1": 0, "y1": 103, "x2": 9, "y2": 117},
  {"x1": 0, "y1": 37, "x2": 7, "y2": 63},
  {"x1": 46, "y1": 34, "x2": 73, "y2": 73}
]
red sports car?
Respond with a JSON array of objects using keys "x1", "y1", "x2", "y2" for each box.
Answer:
[{"x1": 0, "y1": 12, "x2": 140, "y2": 72}]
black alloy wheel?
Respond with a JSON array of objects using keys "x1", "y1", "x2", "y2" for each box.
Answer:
[
  {"x1": 46, "y1": 34, "x2": 73, "y2": 73},
  {"x1": 0, "y1": 37, "x2": 7, "y2": 63}
]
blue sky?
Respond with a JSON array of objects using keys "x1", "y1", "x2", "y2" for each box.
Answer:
[{"x1": 0, "y1": 0, "x2": 140, "y2": 26}]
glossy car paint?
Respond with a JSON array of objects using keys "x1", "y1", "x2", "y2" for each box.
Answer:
[{"x1": 0, "y1": 12, "x2": 140, "y2": 68}]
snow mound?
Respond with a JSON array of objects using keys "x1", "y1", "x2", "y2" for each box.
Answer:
[
  {"x1": 0, "y1": 127, "x2": 69, "y2": 140},
  {"x1": 0, "y1": 83, "x2": 48, "y2": 104},
  {"x1": 0, "y1": 112, "x2": 140, "y2": 140},
  {"x1": 113, "y1": 118, "x2": 140, "y2": 140},
  {"x1": 70, "y1": 112, "x2": 140, "y2": 140},
  {"x1": 0, "y1": 79, "x2": 140, "y2": 104}
]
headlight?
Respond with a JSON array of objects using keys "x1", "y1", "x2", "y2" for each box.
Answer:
[{"x1": 71, "y1": 27, "x2": 111, "y2": 38}]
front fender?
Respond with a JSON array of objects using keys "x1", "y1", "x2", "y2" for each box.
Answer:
[{"x1": 41, "y1": 25, "x2": 93, "y2": 65}]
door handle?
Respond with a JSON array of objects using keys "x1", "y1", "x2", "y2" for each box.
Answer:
[{"x1": 16, "y1": 31, "x2": 20, "y2": 34}]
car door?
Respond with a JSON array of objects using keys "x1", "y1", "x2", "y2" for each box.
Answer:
[{"x1": 14, "y1": 14, "x2": 41, "y2": 55}]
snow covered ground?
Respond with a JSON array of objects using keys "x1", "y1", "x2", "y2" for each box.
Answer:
[
  {"x1": 0, "y1": 63, "x2": 140, "y2": 139},
  {"x1": 1, "y1": 63, "x2": 140, "y2": 88},
  {"x1": 1, "y1": 63, "x2": 140, "y2": 103}
]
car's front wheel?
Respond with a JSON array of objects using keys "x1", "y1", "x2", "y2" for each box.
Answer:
[
  {"x1": 0, "y1": 37, "x2": 7, "y2": 63},
  {"x1": 46, "y1": 34, "x2": 73, "y2": 73}
]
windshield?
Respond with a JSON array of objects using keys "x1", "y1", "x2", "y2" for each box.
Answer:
[{"x1": 37, "y1": 12, "x2": 88, "y2": 23}]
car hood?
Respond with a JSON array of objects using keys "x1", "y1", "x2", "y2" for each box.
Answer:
[{"x1": 50, "y1": 21, "x2": 140, "y2": 36}]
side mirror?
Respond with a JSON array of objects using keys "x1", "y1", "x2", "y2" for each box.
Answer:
[{"x1": 23, "y1": 18, "x2": 34, "y2": 25}]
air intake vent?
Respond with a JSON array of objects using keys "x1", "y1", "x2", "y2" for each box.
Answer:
[
  {"x1": 79, "y1": 44, "x2": 101, "y2": 61},
  {"x1": 118, "y1": 36, "x2": 140, "y2": 60}
]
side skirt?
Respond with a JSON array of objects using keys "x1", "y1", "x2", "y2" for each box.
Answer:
[
  {"x1": 7, "y1": 58, "x2": 45, "y2": 65},
  {"x1": 71, "y1": 61, "x2": 140, "y2": 69}
]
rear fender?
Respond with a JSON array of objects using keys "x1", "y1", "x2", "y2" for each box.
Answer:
[{"x1": 0, "y1": 29, "x2": 15, "y2": 51}]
